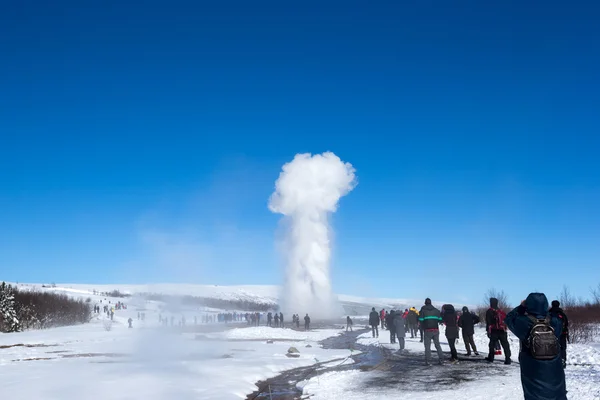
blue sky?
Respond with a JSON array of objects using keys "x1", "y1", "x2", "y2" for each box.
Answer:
[{"x1": 1, "y1": 1, "x2": 599, "y2": 305}]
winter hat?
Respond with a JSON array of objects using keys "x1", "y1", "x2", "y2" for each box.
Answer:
[
  {"x1": 552, "y1": 300, "x2": 560, "y2": 308},
  {"x1": 372, "y1": 307, "x2": 375, "y2": 311},
  {"x1": 425, "y1": 298, "x2": 432, "y2": 305}
]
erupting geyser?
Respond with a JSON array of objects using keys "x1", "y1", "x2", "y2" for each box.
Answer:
[{"x1": 269, "y1": 152, "x2": 357, "y2": 319}]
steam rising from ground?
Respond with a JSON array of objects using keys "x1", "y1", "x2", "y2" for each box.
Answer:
[{"x1": 269, "y1": 152, "x2": 357, "y2": 319}]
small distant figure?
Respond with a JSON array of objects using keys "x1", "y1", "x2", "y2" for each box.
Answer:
[
  {"x1": 346, "y1": 316, "x2": 353, "y2": 332},
  {"x1": 369, "y1": 307, "x2": 379, "y2": 338},
  {"x1": 110, "y1": 309, "x2": 114, "y2": 321},
  {"x1": 505, "y1": 293, "x2": 566, "y2": 400},
  {"x1": 304, "y1": 314, "x2": 311, "y2": 331},
  {"x1": 267, "y1": 312, "x2": 273, "y2": 327},
  {"x1": 141, "y1": 313, "x2": 145, "y2": 321},
  {"x1": 274, "y1": 313, "x2": 280, "y2": 328},
  {"x1": 279, "y1": 312, "x2": 284, "y2": 328},
  {"x1": 128, "y1": 318, "x2": 133, "y2": 328},
  {"x1": 408, "y1": 308, "x2": 419, "y2": 338},
  {"x1": 295, "y1": 314, "x2": 300, "y2": 329},
  {"x1": 380, "y1": 309, "x2": 386, "y2": 329},
  {"x1": 138, "y1": 312, "x2": 141, "y2": 320}
]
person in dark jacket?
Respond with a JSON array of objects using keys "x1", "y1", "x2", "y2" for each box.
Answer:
[
  {"x1": 548, "y1": 300, "x2": 569, "y2": 368},
  {"x1": 304, "y1": 314, "x2": 311, "y2": 331},
  {"x1": 393, "y1": 310, "x2": 406, "y2": 350},
  {"x1": 442, "y1": 304, "x2": 459, "y2": 362},
  {"x1": 346, "y1": 316, "x2": 353, "y2": 332},
  {"x1": 386, "y1": 310, "x2": 397, "y2": 344},
  {"x1": 485, "y1": 297, "x2": 512, "y2": 364},
  {"x1": 458, "y1": 306, "x2": 480, "y2": 356},
  {"x1": 505, "y1": 293, "x2": 567, "y2": 400},
  {"x1": 419, "y1": 298, "x2": 444, "y2": 365},
  {"x1": 369, "y1": 307, "x2": 380, "y2": 338},
  {"x1": 407, "y1": 308, "x2": 419, "y2": 338}
]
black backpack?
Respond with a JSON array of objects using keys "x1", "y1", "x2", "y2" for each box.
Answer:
[{"x1": 526, "y1": 316, "x2": 560, "y2": 360}]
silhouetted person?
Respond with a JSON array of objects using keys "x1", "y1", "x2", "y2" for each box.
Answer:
[
  {"x1": 279, "y1": 312, "x2": 284, "y2": 328},
  {"x1": 549, "y1": 300, "x2": 569, "y2": 368},
  {"x1": 346, "y1": 316, "x2": 353, "y2": 332},
  {"x1": 304, "y1": 314, "x2": 311, "y2": 331},
  {"x1": 458, "y1": 306, "x2": 480, "y2": 356},
  {"x1": 442, "y1": 304, "x2": 459, "y2": 362},
  {"x1": 128, "y1": 318, "x2": 133, "y2": 328},
  {"x1": 386, "y1": 310, "x2": 397, "y2": 344},
  {"x1": 369, "y1": 307, "x2": 379, "y2": 338},
  {"x1": 274, "y1": 313, "x2": 280, "y2": 328}
]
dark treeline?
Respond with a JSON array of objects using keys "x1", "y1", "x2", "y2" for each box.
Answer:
[
  {"x1": 0, "y1": 282, "x2": 91, "y2": 332},
  {"x1": 143, "y1": 293, "x2": 276, "y2": 312}
]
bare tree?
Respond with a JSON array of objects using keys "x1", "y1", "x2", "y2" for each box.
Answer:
[
  {"x1": 559, "y1": 285, "x2": 577, "y2": 309},
  {"x1": 591, "y1": 283, "x2": 600, "y2": 306},
  {"x1": 482, "y1": 288, "x2": 510, "y2": 311}
]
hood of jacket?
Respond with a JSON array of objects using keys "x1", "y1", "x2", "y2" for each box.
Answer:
[
  {"x1": 443, "y1": 304, "x2": 455, "y2": 313},
  {"x1": 489, "y1": 298, "x2": 499, "y2": 309},
  {"x1": 462, "y1": 306, "x2": 469, "y2": 313},
  {"x1": 525, "y1": 293, "x2": 549, "y2": 319}
]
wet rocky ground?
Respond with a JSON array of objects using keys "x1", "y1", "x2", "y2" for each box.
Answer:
[{"x1": 246, "y1": 322, "x2": 517, "y2": 400}]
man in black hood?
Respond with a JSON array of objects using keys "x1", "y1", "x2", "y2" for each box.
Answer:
[
  {"x1": 386, "y1": 310, "x2": 397, "y2": 344},
  {"x1": 505, "y1": 293, "x2": 566, "y2": 400},
  {"x1": 369, "y1": 307, "x2": 380, "y2": 338},
  {"x1": 419, "y1": 298, "x2": 444, "y2": 365},
  {"x1": 458, "y1": 306, "x2": 480, "y2": 356},
  {"x1": 441, "y1": 304, "x2": 459, "y2": 362},
  {"x1": 549, "y1": 300, "x2": 569, "y2": 368},
  {"x1": 485, "y1": 297, "x2": 512, "y2": 364}
]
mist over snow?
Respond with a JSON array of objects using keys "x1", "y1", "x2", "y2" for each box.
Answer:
[{"x1": 269, "y1": 152, "x2": 357, "y2": 319}]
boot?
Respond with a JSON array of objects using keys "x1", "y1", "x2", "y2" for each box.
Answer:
[{"x1": 504, "y1": 358, "x2": 512, "y2": 365}]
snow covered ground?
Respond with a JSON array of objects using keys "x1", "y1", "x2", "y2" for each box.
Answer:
[
  {"x1": 0, "y1": 308, "x2": 349, "y2": 399},
  {"x1": 301, "y1": 325, "x2": 600, "y2": 400}
]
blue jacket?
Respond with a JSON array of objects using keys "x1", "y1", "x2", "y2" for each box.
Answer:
[{"x1": 505, "y1": 293, "x2": 566, "y2": 400}]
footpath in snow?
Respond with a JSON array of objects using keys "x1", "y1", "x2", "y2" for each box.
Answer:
[{"x1": 299, "y1": 325, "x2": 600, "y2": 400}]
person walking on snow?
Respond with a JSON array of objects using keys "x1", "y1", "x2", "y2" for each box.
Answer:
[
  {"x1": 505, "y1": 293, "x2": 566, "y2": 400},
  {"x1": 442, "y1": 304, "x2": 459, "y2": 362},
  {"x1": 549, "y1": 300, "x2": 569, "y2": 369},
  {"x1": 274, "y1": 313, "x2": 280, "y2": 328},
  {"x1": 419, "y1": 298, "x2": 444, "y2": 365},
  {"x1": 346, "y1": 316, "x2": 353, "y2": 332},
  {"x1": 386, "y1": 310, "x2": 397, "y2": 344},
  {"x1": 393, "y1": 309, "x2": 406, "y2": 351},
  {"x1": 380, "y1": 309, "x2": 386, "y2": 329},
  {"x1": 458, "y1": 306, "x2": 480, "y2": 356},
  {"x1": 304, "y1": 314, "x2": 311, "y2": 331},
  {"x1": 128, "y1": 318, "x2": 133, "y2": 328},
  {"x1": 485, "y1": 297, "x2": 512, "y2": 364},
  {"x1": 369, "y1": 307, "x2": 380, "y2": 338},
  {"x1": 408, "y1": 307, "x2": 419, "y2": 338}
]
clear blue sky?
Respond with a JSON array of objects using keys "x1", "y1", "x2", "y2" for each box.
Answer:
[{"x1": 1, "y1": 1, "x2": 599, "y2": 305}]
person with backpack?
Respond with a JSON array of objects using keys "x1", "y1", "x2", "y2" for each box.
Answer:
[
  {"x1": 386, "y1": 310, "x2": 397, "y2": 344},
  {"x1": 505, "y1": 293, "x2": 566, "y2": 400},
  {"x1": 458, "y1": 306, "x2": 480, "y2": 356},
  {"x1": 485, "y1": 297, "x2": 512, "y2": 364},
  {"x1": 369, "y1": 307, "x2": 380, "y2": 338},
  {"x1": 419, "y1": 298, "x2": 444, "y2": 365},
  {"x1": 393, "y1": 309, "x2": 406, "y2": 351},
  {"x1": 549, "y1": 300, "x2": 569, "y2": 369},
  {"x1": 442, "y1": 304, "x2": 459, "y2": 362}
]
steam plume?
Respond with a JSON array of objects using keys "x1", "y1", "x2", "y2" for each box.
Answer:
[{"x1": 269, "y1": 152, "x2": 357, "y2": 318}]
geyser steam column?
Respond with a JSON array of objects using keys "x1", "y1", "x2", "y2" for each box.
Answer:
[{"x1": 269, "y1": 152, "x2": 357, "y2": 319}]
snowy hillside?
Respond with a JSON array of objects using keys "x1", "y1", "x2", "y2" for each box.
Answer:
[{"x1": 14, "y1": 283, "x2": 458, "y2": 316}]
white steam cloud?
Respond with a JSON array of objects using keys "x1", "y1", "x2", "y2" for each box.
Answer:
[{"x1": 269, "y1": 152, "x2": 357, "y2": 319}]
